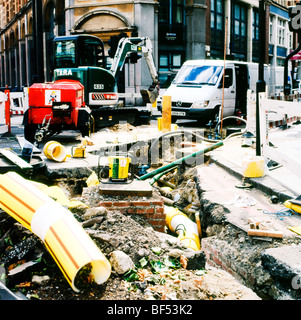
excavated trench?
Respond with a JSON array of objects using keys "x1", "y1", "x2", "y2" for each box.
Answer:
[
  {"x1": 1, "y1": 128, "x2": 301, "y2": 300},
  {"x1": 39, "y1": 160, "x2": 301, "y2": 300},
  {"x1": 53, "y1": 167, "x2": 301, "y2": 300},
  {"x1": 42, "y1": 131, "x2": 301, "y2": 300}
]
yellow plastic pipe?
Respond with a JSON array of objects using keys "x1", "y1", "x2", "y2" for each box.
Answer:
[
  {"x1": 284, "y1": 200, "x2": 301, "y2": 214},
  {"x1": 0, "y1": 172, "x2": 111, "y2": 292},
  {"x1": 43, "y1": 141, "x2": 70, "y2": 162},
  {"x1": 165, "y1": 206, "x2": 201, "y2": 251}
]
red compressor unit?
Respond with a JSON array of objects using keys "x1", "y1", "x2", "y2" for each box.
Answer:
[{"x1": 23, "y1": 79, "x2": 93, "y2": 144}]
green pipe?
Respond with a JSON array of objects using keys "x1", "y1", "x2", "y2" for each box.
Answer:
[
  {"x1": 149, "y1": 167, "x2": 176, "y2": 186},
  {"x1": 139, "y1": 141, "x2": 224, "y2": 181}
]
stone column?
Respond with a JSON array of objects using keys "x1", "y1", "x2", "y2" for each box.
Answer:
[{"x1": 185, "y1": 0, "x2": 207, "y2": 60}]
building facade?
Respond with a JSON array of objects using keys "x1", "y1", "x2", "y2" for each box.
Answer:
[{"x1": 0, "y1": 0, "x2": 298, "y2": 95}]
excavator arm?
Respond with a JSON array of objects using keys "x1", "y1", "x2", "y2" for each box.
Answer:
[{"x1": 110, "y1": 37, "x2": 159, "y2": 104}]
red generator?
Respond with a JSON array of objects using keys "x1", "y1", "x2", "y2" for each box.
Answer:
[{"x1": 23, "y1": 79, "x2": 93, "y2": 143}]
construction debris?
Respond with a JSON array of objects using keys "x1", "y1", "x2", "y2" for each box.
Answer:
[
  {"x1": 0, "y1": 168, "x2": 262, "y2": 300},
  {"x1": 2, "y1": 119, "x2": 301, "y2": 301}
]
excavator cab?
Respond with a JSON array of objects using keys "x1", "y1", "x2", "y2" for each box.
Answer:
[{"x1": 53, "y1": 35, "x2": 106, "y2": 69}]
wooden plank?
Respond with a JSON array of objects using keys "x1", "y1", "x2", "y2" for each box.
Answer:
[
  {"x1": 247, "y1": 229, "x2": 283, "y2": 239},
  {"x1": 0, "y1": 148, "x2": 32, "y2": 169}
]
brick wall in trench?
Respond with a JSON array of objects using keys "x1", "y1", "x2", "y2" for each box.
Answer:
[{"x1": 97, "y1": 198, "x2": 166, "y2": 232}]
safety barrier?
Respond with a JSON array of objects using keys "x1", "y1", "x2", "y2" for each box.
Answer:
[
  {"x1": 258, "y1": 92, "x2": 301, "y2": 179},
  {"x1": 9, "y1": 88, "x2": 29, "y2": 115},
  {"x1": 0, "y1": 88, "x2": 28, "y2": 134},
  {"x1": 0, "y1": 89, "x2": 10, "y2": 134},
  {"x1": 247, "y1": 90, "x2": 300, "y2": 135}
]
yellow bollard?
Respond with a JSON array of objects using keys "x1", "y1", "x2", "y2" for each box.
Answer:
[
  {"x1": 162, "y1": 95, "x2": 171, "y2": 133},
  {"x1": 157, "y1": 117, "x2": 162, "y2": 131},
  {"x1": 0, "y1": 172, "x2": 111, "y2": 292},
  {"x1": 242, "y1": 156, "x2": 265, "y2": 178}
]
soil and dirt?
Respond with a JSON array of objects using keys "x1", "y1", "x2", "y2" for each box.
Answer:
[{"x1": 0, "y1": 169, "x2": 260, "y2": 300}]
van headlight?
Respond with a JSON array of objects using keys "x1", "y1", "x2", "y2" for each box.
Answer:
[{"x1": 191, "y1": 100, "x2": 209, "y2": 109}]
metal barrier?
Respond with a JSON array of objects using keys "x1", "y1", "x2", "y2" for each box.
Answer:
[{"x1": 258, "y1": 92, "x2": 301, "y2": 179}]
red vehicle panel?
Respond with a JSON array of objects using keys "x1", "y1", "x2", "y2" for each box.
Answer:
[{"x1": 28, "y1": 80, "x2": 84, "y2": 126}]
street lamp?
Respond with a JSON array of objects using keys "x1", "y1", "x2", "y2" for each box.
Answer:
[{"x1": 256, "y1": 0, "x2": 266, "y2": 157}]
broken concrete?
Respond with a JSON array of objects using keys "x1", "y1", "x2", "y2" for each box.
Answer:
[
  {"x1": 261, "y1": 245, "x2": 301, "y2": 298},
  {"x1": 110, "y1": 250, "x2": 135, "y2": 275}
]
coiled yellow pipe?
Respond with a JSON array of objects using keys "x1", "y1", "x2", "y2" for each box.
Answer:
[{"x1": 0, "y1": 172, "x2": 111, "y2": 292}]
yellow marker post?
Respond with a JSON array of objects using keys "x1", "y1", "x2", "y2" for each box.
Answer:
[{"x1": 162, "y1": 95, "x2": 171, "y2": 133}]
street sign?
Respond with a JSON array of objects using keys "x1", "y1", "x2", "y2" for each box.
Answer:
[{"x1": 289, "y1": 4, "x2": 301, "y2": 32}]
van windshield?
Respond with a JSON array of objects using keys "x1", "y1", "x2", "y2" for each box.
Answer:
[{"x1": 173, "y1": 65, "x2": 223, "y2": 86}]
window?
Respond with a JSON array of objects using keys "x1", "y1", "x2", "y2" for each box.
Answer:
[
  {"x1": 173, "y1": 65, "x2": 223, "y2": 86},
  {"x1": 54, "y1": 40, "x2": 76, "y2": 68},
  {"x1": 211, "y1": 0, "x2": 224, "y2": 30},
  {"x1": 158, "y1": 52, "x2": 183, "y2": 85},
  {"x1": 252, "y1": 10, "x2": 259, "y2": 42},
  {"x1": 158, "y1": 0, "x2": 185, "y2": 83},
  {"x1": 222, "y1": 69, "x2": 233, "y2": 88},
  {"x1": 277, "y1": 19, "x2": 285, "y2": 47},
  {"x1": 269, "y1": 17, "x2": 274, "y2": 44},
  {"x1": 159, "y1": 0, "x2": 169, "y2": 24},
  {"x1": 231, "y1": 2, "x2": 248, "y2": 60},
  {"x1": 210, "y1": 0, "x2": 224, "y2": 58},
  {"x1": 172, "y1": 0, "x2": 183, "y2": 24},
  {"x1": 159, "y1": 0, "x2": 184, "y2": 25},
  {"x1": 79, "y1": 38, "x2": 104, "y2": 67},
  {"x1": 252, "y1": 9, "x2": 259, "y2": 62}
]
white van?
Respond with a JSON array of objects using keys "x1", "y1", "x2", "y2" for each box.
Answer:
[{"x1": 158, "y1": 59, "x2": 270, "y2": 123}]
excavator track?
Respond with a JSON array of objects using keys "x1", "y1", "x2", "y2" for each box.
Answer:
[{"x1": 91, "y1": 107, "x2": 151, "y2": 129}]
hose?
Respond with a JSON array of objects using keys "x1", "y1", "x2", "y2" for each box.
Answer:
[
  {"x1": 149, "y1": 115, "x2": 248, "y2": 158},
  {"x1": 217, "y1": 116, "x2": 248, "y2": 141}
]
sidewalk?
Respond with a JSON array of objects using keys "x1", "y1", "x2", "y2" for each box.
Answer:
[{"x1": 210, "y1": 132, "x2": 301, "y2": 201}]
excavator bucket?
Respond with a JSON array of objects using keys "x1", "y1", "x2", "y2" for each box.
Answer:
[{"x1": 140, "y1": 84, "x2": 159, "y2": 104}]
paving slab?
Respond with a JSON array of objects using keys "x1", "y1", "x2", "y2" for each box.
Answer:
[
  {"x1": 99, "y1": 179, "x2": 153, "y2": 196},
  {"x1": 210, "y1": 134, "x2": 301, "y2": 201},
  {"x1": 261, "y1": 245, "x2": 301, "y2": 281}
]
